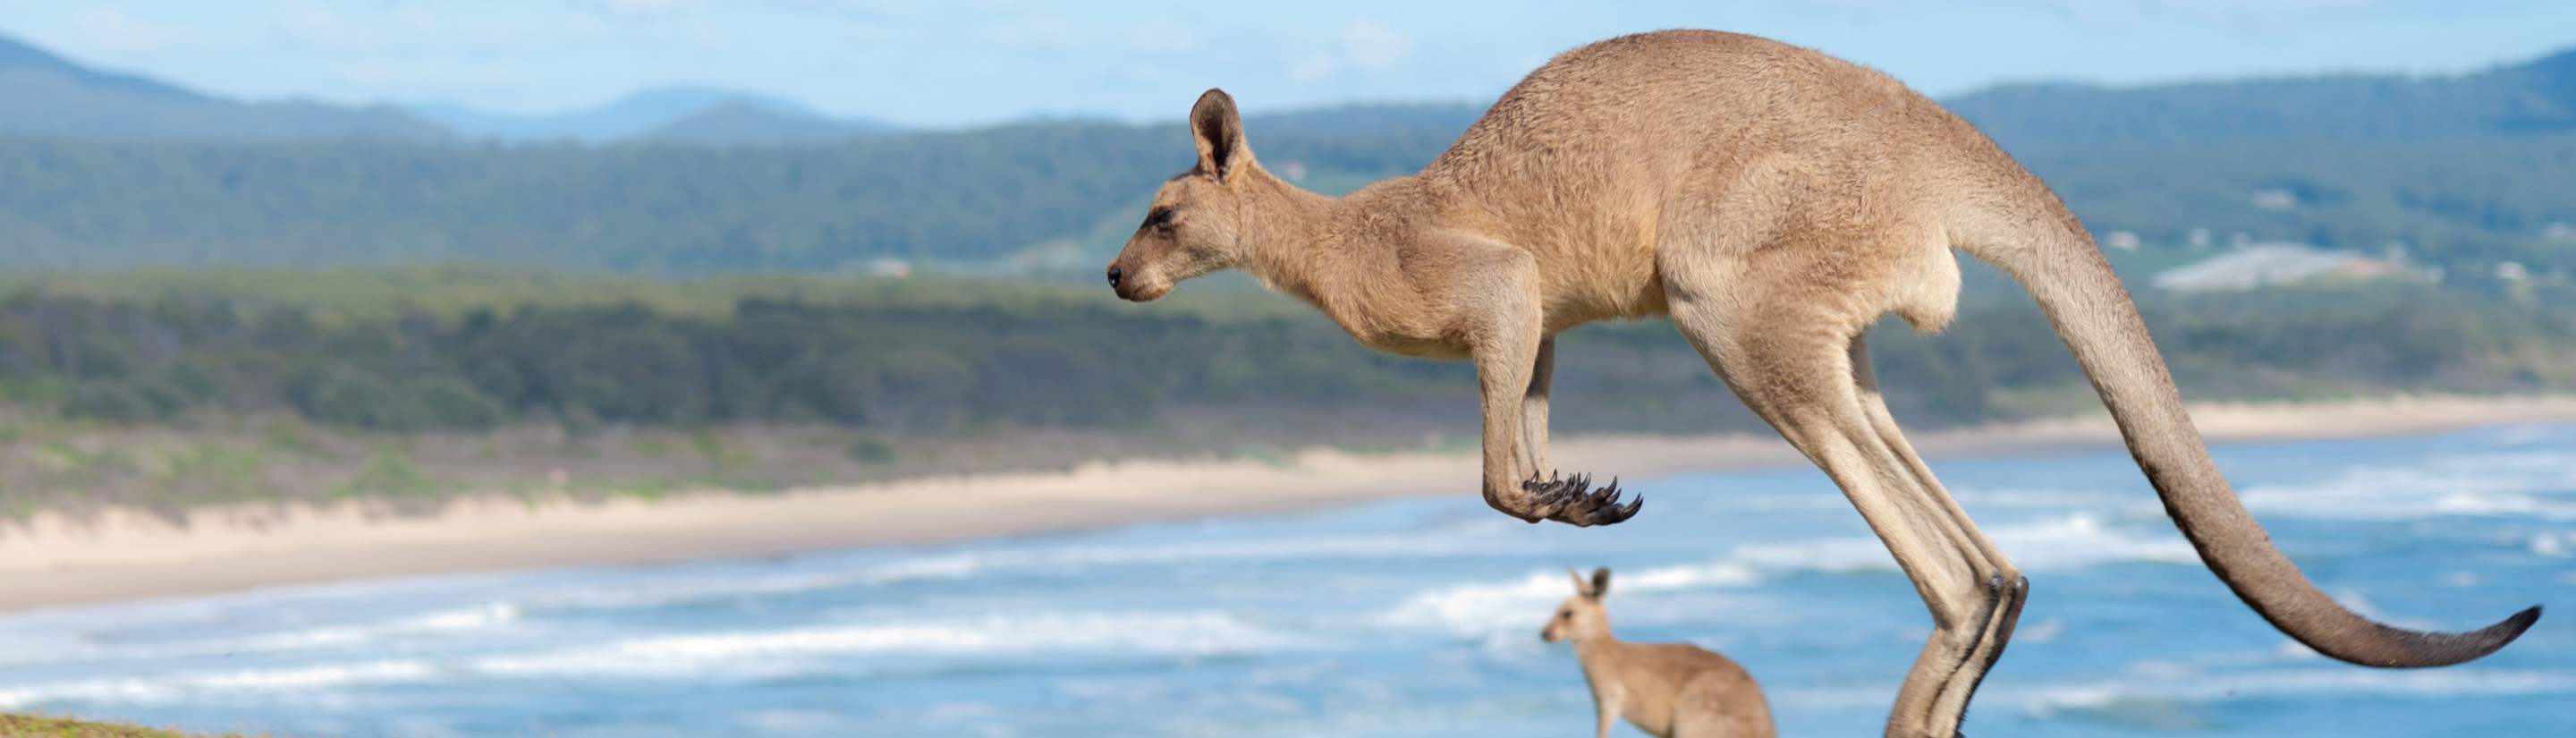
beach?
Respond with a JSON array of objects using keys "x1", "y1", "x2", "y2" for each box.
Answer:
[{"x1": 8, "y1": 393, "x2": 2576, "y2": 614}]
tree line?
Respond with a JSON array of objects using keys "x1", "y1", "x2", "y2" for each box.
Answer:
[
  {"x1": 4, "y1": 274, "x2": 2570, "y2": 437},
  {"x1": 0, "y1": 115, "x2": 2569, "y2": 282}
]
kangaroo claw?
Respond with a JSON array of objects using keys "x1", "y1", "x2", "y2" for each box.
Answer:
[{"x1": 1514, "y1": 471, "x2": 1644, "y2": 527}]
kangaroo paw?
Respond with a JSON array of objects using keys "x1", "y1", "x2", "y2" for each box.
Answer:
[{"x1": 1517, "y1": 471, "x2": 1643, "y2": 527}]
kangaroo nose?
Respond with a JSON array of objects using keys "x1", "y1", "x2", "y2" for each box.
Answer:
[{"x1": 1106, "y1": 267, "x2": 1124, "y2": 288}]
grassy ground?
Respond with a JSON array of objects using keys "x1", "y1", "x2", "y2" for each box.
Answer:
[
  {"x1": 4, "y1": 264, "x2": 2569, "y2": 520},
  {"x1": 0, "y1": 263, "x2": 1310, "y2": 325},
  {"x1": 0, "y1": 715, "x2": 239, "y2": 738},
  {"x1": 0, "y1": 399, "x2": 1475, "y2": 522}
]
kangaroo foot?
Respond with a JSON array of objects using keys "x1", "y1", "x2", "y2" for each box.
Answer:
[{"x1": 1513, "y1": 471, "x2": 1643, "y2": 527}]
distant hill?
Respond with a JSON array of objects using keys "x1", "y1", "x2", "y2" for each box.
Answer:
[
  {"x1": 0, "y1": 34, "x2": 891, "y2": 145},
  {"x1": 0, "y1": 33, "x2": 445, "y2": 141},
  {"x1": 411, "y1": 86, "x2": 891, "y2": 144},
  {"x1": 1937, "y1": 47, "x2": 2576, "y2": 278},
  {"x1": 0, "y1": 32, "x2": 2569, "y2": 285},
  {"x1": 1242, "y1": 102, "x2": 1484, "y2": 136},
  {"x1": 0, "y1": 32, "x2": 191, "y2": 98},
  {"x1": 631, "y1": 98, "x2": 888, "y2": 146},
  {"x1": 1946, "y1": 48, "x2": 2576, "y2": 147}
]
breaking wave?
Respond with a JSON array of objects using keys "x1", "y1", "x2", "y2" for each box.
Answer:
[{"x1": 474, "y1": 611, "x2": 1314, "y2": 678}]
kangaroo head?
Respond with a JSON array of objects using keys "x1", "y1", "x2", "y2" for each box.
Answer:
[
  {"x1": 1541, "y1": 567, "x2": 1614, "y2": 643},
  {"x1": 1106, "y1": 88, "x2": 1269, "y2": 301}
]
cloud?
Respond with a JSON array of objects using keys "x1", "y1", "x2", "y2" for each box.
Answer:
[
  {"x1": 2048, "y1": 0, "x2": 2384, "y2": 29},
  {"x1": 1341, "y1": 20, "x2": 1409, "y2": 69},
  {"x1": 1754, "y1": 0, "x2": 2391, "y2": 30},
  {"x1": 608, "y1": 0, "x2": 685, "y2": 13},
  {"x1": 1290, "y1": 19, "x2": 1412, "y2": 82},
  {"x1": 64, "y1": 7, "x2": 189, "y2": 52}
]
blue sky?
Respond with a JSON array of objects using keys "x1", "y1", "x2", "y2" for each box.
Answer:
[{"x1": 1, "y1": 1, "x2": 2572, "y2": 127}]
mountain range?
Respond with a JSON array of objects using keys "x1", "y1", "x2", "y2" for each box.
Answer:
[
  {"x1": 16, "y1": 24, "x2": 2573, "y2": 148},
  {"x1": 1945, "y1": 47, "x2": 2576, "y2": 146},
  {"x1": 0, "y1": 29, "x2": 2571, "y2": 284},
  {"x1": 408, "y1": 86, "x2": 890, "y2": 144},
  {"x1": 0, "y1": 34, "x2": 446, "y2": 141},
  {"x1": 0, "y1": 34, "x2": 887, "y2": 145}
]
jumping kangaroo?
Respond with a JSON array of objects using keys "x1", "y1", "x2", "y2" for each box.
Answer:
[
  {"x1": 1545, "y1": 568, "x2": 1774, "y2": 738},
  {"x1": 1105, "y1": 30, "x2": 2539, "y2": 736}
]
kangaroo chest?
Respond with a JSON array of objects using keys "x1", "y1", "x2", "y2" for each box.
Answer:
[
  {"x1": 1297, "y1": 284, "x2": 1472, "y2": 360},
  {"x1": 1342, "y1": 321, "x2": 1470, "y2": 359}
]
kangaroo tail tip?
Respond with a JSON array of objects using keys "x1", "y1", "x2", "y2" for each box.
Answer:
[
  {"x1": 2488, "y1": 604, "x2": 2544, "y2": 649},
  {"x1": 2503, "y1": 604, "x2": 2544, "y2": 640},
  {"x1": 2474, "y1": 604, "x2": 2546, "y2": 657},
  {"x1": 2413, "y1": 604, "x2": 2541, "y2": 668}
]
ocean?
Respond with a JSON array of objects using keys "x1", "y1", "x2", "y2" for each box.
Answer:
[{"x1": 2, "y1": 424, "x2": 2571, "y2": 737}]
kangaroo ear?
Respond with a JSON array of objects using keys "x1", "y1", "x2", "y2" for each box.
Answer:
[
  {"x1": 1189, "y1": 88, "x2": 1249, "y2": 181},
  {"x1": 1590, "y1": 567, "x2": 1612, "y2": 598},
  {"x1": 1568, "y1": 567, "x2": 1592, "y2": 598}
]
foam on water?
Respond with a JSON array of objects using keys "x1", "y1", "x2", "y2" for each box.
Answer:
[
  {"x1": 0, "y1": 611, "x2": 1316, "y2": 707},
  {"x1": 509, "y1": 526, "x2": 1530, "y2": 615},
  {"x1": 474, "y1": 611, "x2": 1315, "y2": 678},
  {"x1": 2020, "y1": 666, "x2": 2576, "y2": 716},
  {"x1": 1733, "y1": 513, "x2": 2198, "y2": 573},
  {"x1": 0, "y1": 602, "x2": 523, "y2": 668},
  {"x1": 1383, "y1": 513, "x2": 2197, "y2": 639},
  {"x1": 2240, "y1": 448, "x2": 2576, "y2": 521},
  {"x1": 1378, "y1": 562, "x2": 1763, "y2": 639},
  {"x1": 0, "y1": 659, "x2": 440, "y2": 709}
]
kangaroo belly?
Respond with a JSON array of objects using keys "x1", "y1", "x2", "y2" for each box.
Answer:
[
  {"x1": 1531, "y1": 228, "x2": 1671, "y2": 331},
  {"x1": 1360, "y1": 332, "x2": 1471, "y2": 359},
  {"x1": 1329, "y1": 310, "x2": 1470, "y2": 359}
]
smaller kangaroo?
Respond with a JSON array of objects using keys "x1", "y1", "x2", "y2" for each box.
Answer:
[{"x1": 1543, "y1": 567, "x2": 1774, "y2": 738}]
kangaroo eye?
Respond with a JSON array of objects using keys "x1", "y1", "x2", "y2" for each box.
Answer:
[
  {"x1": 1558, "y1": 612, "x2": 1572, "y2": 620},
  {"x1": 1143, "y1": 207, "x2": 1176, "y2": 229}
]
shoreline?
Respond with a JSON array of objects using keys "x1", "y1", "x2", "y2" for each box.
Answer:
[{"x1": 7, "y1": 394, "x2": 2576, "y2": 614}]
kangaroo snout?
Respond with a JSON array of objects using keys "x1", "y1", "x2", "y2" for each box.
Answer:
[
  {"x1": 1106, "y1": 264, "x2": 1138, "y2": 301},
  {"x1": 1104, "y1": 261, "x2": 1139, "y2": 301},
  {"x1": 1104, "y1": 259, "x2": 1170, "y2": 302}
]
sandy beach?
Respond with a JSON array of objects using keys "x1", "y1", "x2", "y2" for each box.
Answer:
[{"x1": 7, "y1": 394, "x2": 2576, "y2": 613}]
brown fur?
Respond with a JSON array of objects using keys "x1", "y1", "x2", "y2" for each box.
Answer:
[
  {"x1": 1544, "y1": 568, "x2": 1774, "y2": 738},
  {"x1": 1107, "y1": 30, "x2": 2538, "y2": 737}
]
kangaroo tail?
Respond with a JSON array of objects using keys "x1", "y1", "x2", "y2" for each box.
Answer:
[{"x1": 1954, "y1": 195, "x2": 2538, "y2": 668}]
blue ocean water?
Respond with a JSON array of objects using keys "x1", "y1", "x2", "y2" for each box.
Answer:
[{"x1": 2, "y1": 425, "x2": 2572, "y2": 737}]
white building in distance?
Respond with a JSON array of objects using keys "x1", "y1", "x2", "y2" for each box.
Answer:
[{"x1": 2150, "y1": 242, "x2": 2411, "y2": 293}]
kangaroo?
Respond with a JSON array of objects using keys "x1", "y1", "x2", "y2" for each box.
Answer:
[
  {"x1": 1104, "y1": 30, "x2": 2539, "y2": 736},
  {"x1": 1545, "y1": 567, "x2": 1775, "y2": 738}
]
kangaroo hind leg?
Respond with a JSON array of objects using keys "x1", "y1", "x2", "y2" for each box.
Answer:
[
  {"x1": 1666, "y1": 289, "x2": 2015, "y2": 738},
  {"x1": 1852, "y1": 336, "x2": 2026, "y2": 735}
]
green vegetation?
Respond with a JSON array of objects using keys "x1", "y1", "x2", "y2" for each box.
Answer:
[
  {"x1": 2012, "y1": 135, "x2": 2576, "y2": 289},
  {"x1": 3, "y1": 49, "x2": 2574, "y2": 283},
  {"x1": 3, "y1": 267, "x2": 2573, "y2": 513},
  {"x1": 0, "y1": 119, "x2": 1447, "y2": 274},
  {"x1": 4, "y1": 117, "x2": 2571, "y2": 281},
  {"x1": 10, "y1": 268, "x2": 2573, "y2": 437},
  {"x1": 1945, "y1": 49, "x2": 2576, "y2": 147}
]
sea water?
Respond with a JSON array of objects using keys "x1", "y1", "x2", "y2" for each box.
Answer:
[{"x1": 2, "y1": 425, "x2": 2571, "y2": 737}]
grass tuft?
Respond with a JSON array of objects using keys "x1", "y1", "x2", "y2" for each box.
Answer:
[{"x1": 0, "y1": 714, "x2": 249, "y2": 738}]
